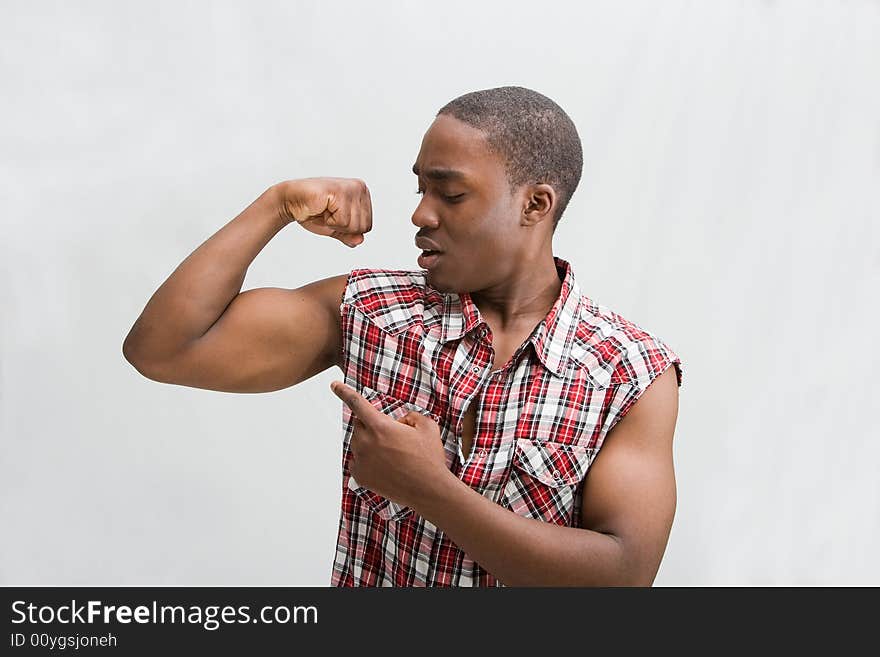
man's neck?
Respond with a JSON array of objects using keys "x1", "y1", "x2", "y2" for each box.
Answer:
[{"x1": 469, "y1": 256, "x2": 562, "y2": 331}]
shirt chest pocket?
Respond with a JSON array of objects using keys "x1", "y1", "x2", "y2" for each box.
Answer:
[
  {"x1": 499, "y1": 438, "x2": 599, "y2": 527},
  {"x1": 344, "y1": 385, "x2": 442, "y2": 524}
]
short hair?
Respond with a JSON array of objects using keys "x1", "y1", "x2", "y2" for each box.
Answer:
[{"x1": 437, "y1": 86, "x2": 583, "y2": 231}]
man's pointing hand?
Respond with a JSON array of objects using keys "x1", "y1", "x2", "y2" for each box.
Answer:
[{"x1": 329, "y1": 380, "x2": 453, "y2": 512}]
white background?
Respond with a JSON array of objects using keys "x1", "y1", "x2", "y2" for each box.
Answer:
[{"x1": 2, "y1": 0, "x2": 878, "y2": 585}]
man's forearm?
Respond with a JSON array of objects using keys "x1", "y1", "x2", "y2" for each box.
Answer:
[
  {"x1": 411, "y1": 471, "x2": 632, "y2": 586},
  {"x1": 123, "y1": 185, "x2": 286, "y2": 364}
]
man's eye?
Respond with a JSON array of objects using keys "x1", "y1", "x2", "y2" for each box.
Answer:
[{"x1": 414, "y1": 188, "x2": 464, "y2": 202}]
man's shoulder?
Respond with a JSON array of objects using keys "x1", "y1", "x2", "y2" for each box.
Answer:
[
  {"x1": 572, "y1": 296, "x2": 683, "y2": 390},
  {"x1": 342, "y1": 266, "x2": 442, "y2": 335}
]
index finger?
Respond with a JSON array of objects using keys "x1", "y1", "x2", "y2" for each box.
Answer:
[{"x1": 330, "y1": 381, "x2": 386, "y2": 426}]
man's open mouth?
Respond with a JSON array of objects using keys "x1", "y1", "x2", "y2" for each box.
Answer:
[{"x1": 418, "y1": 250, "x2": 443, "y2": 269}]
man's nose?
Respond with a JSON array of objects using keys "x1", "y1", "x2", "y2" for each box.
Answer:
[{"x1": 411, "y1": 197, "x2": 439, "y2": 229}]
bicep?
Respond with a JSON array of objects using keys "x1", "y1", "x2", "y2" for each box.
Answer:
[
  {"x1": 579, "y1": 366, "x2": 680, "y2": 585},
  {"x1": 151, "y1": 274, "x2": 348, "y2": 393}
]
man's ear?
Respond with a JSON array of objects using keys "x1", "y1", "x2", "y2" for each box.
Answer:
[{"x1": 522, "y1": 183, "x2": 556, "y2": 227}]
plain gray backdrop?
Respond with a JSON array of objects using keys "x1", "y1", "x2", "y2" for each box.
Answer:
[{"x1": 2, "y1": 0, "x2": 878, "y2": 585}]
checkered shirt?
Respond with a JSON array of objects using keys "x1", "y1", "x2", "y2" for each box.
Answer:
[{"x1": 331, "y1": 255, "x2": 683, "y2": 586}]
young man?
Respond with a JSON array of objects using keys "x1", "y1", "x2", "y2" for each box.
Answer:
[{"x1": 123, "y1": 86, "x2": 683, "y2": 587}]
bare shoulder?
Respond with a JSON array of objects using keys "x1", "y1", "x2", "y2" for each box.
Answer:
[
  {"x1": 292, "y1": 273, "x2": 349, "y2": 369},
  {"x1": 578, "y1": 365, "x2": 680, "y2": 585},
  {"x1": 294, "y1": 272, "x2": 349, "y2": 316},
  {"x1": 277, "y1": 272, "x2": 349, "y2": 370},
  {"x1": 614, "y1": 365, "x2": 680, "y2": 445}
]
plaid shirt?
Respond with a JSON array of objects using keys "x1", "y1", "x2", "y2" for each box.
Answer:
[{"x1": 331, "y1": 255, "x2": 683, "y2": 586}]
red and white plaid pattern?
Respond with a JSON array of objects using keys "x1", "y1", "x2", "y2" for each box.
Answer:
[{"x1": 331, "y1": 256, "x2": 683, "y2": 586}]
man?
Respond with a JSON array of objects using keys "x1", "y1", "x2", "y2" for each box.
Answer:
[{"x1": 123, "y1": 86, "x2": 683, "y2": 587}]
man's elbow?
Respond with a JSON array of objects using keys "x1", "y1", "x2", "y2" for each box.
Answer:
[
  {"x1": 605, "y1": 533, "x2": 662, "y2": 587},
  {"x1": 122, "y1": 333, "x2": 139, "y2": 365},
  {"x1": 122, "y1": 336, "x2": 168, "y2": 383},
  {"x1": 623, "y1": 567, "x2": 659, "y2": 587},
  {"x1": 620, "y1": 552, "x2": 664, "y2": 587}
]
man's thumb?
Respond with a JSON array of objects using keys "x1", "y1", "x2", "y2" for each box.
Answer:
[{"x1": 397, "y1": 410, "x2": 425, "y2": 427}]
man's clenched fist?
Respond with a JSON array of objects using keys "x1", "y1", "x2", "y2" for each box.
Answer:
[{"x1": 275, "y1": 177, "x2": 373, "y2": 248}]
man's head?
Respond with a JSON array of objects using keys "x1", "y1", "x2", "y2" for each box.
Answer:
[{"x1": 412, "y1": 86, "x2": 582, "y2": 293}]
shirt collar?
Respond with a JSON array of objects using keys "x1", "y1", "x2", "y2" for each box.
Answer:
[{"x1": 438, "y1": 256, "x2": 584, "y2": 378}]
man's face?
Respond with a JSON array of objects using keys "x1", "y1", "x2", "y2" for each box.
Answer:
[{"x1": 411, "y1": 114, "x2": 526, "y2": 293}]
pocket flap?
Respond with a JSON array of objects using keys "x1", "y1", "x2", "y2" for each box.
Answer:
[
  {"x1": 512, "y1": 438, "x2": 598, "y2": 487},
  {"x1": 357, "y1": 385, "x2": 442, "y2": 424}
]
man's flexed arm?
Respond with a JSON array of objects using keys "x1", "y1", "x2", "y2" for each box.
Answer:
[{"x1": 122, "y1": 178, "x2": 372, "y2": 392}]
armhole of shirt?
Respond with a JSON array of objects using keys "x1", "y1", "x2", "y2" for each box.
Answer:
[
  {"x1": 604, "y1": 339, "x2": 683, "y2": 437},
  {"x1": 338, "y1": 268, "x2": 359, "y2": 381}
]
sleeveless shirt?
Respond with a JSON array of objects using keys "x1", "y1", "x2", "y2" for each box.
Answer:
[{"x1": 331, "y1": 255, "x2": 683, "y2": 586}]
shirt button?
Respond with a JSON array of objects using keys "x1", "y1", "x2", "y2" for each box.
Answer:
[
  {"x1": 480, "y1": 449, "x2": 488, "y2": 458},
  {"x1": 552, "y1": 469, "x2": 562, "y2": 480},
  {"x1": 471, "y1": 366, "x2": 481, "y2": 374}
]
